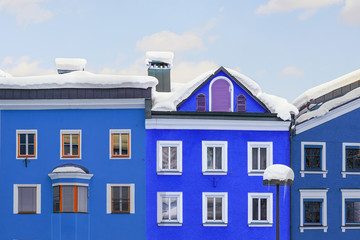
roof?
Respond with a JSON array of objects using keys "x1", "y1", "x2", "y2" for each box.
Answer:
[{"x1": 52, "y1": 163, "x2": 89, "y2": 174}]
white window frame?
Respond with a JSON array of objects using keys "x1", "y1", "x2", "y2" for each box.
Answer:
[
  {"x1": 16, "y1": 130, "x2": 38, "y2": 159},
  {"x1": 300, "y1": 142, "x2": 327, "y2": 178},
  {"x1": 342, "y1": 143, "x2": 360, "y2": 178},
  {"x1": 60, "y1": 130, "x2": 82, "y2": 159},
  {"x1": 248, "y1": 192, "x2": 273, "y2": 227},
  {"x1": 106, "y1": 183, "x2": 135, "y2": 214},
  {"x1": 202, "y1": 192, "x2": 228, "y2": 226},
  {"x1": 341, "y1": 189, "x2": 360, "y2": 232},
  {"x1": 202, "y1": 141, "x2": 228, "y2": 175},
  {"x1": 247, "y1": 142, "x2": 273, "y2": 176},
  {"x1": 13, "y1": 184, "x2": 41, "y2": 214},
  {"x1": 208, "y1": 76, "x2": 234, "y2": 112},
  {"x1": 109, "y1": 129, "x2": 131, "y2": 159},
  {"x1": 157, "y1": 141, "x2": 182, "y2": 175},
  {"x1": 299, "y1": 189, "x2": 328, "y2": 232},
  {"x1": 157, "y1": 192, "x2": 183, "y2": 226}
]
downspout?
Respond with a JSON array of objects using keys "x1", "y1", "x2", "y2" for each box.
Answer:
[{"x1": 289, "y1": 113, "x2": 296, "y2": 240}]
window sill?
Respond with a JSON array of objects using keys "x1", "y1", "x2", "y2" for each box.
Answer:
[
  {"x1": 299, "y1": 226, "x2": 328, "y2": 232},
  {"x1": 341, "y1": 225, "x2": 360, "y2": 232},
  {"x1": 203, "y1": 171, "x2": 227, "y2": 175},
  {"x1": 157, "y1": 171, "x2": 182, "y2": 175},
  {"x1": 248, "y1": 171, "x2": 265, "y2": 176},
  {"x1": 158, "y1": 222, "x2": 182, "y2": 226},
  {"x1": 300, "y1": 170, "x2": 328, "y2": 178},
  {"x1": 341, "y1": 171, "x2": 360, "y2": 178},
  {"x1": 110, "y1": 157, "x2": 131, "y2": 160},
  {"x1": 248, "y1": 222, "x2": 272, "y2": 227},
  {"x1": 203, "y1": 222, "x2": 227, "y2": 227}
]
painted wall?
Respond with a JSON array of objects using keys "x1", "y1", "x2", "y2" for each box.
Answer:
[
  {"x1": 291, "y1": 107, "x2": 360, "y2": 239},
  {"x1": 146, "y1": 128, "x2": 291, "y2": 240},
  {"x1": 0, "y1": 109, "x2": 146, "y2": 240}
]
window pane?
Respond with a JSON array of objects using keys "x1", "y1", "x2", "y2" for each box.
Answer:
[
  {"x1": 304, "y1": 201, "x2": 321, "y2": 224},
  {"x1": 112, "y1": 134, "x2": 120, "y2": 155},
  {"x1": 77, "y1": 186, "x2": 88, "y2": 213},
  {"x1": 305, "y1": 148, "x2": 321, "y2": 169},
  {"x1": 19, "y1": 134, "x2": 26, "y2": 144},
  {"x1": 112, "y1": 186, "x2": 120, "y2": 212},
  {"x1": 72, "y1": 134, "x2": 79, "y2": 145},
  {"x1": 252, "y1": 198, "x2": 259, "y2": 220},
  {"x1": 20, "y1": 145, "x2": 27, "y2": 155},
  {"x1": 215, "y1": 147, "x2": 222, "y2": 169},
  {"x1": 170, "y1": 197, "x2": 178, "y2": 220},
  {"x1": 18, "y1": 187, "x2": 36, "y2": 213},
  {"x1": 207, "y1": 198, "x2": 214, "y2": 220},
  {"x1": 63, "y1": 134, "x2": 70, "y2": 144},
  {"x1": 346, "y1": 202, "x2": 354, "y2": 223},
  {"x1": 170, "y1": 147, "x2": 177, "y2": 169},
  {"x1": 252, "y1": 148, "x2": 258, "y2": 170},
  {"x1": 121, "y1": 134, "x2": 128, "y2": 155},
  {"x1": 120, "y1": 186, "x2": 130, "y2": 212},
  {"x1": 28, "y1": 144, "x2": 35, "y2": 155},
  {"x1": 260, "y1": 198, "x2": 267, "y2": 220},
  {"x1": 162, "y1": 197, "x2": 169, "y2": 220},
  {"x1": 28, "y1": 134, "x2": 34, "y2": 144},
  {"x1": 260, "y1": 148, "x2": 267, "y2": 170},
  {"x1": 72, "y1": 145, "x2": 79, "y2": 156},
  {"x1": 62, "y1": 186, "x2": 74, "y2": 212},
  {"x1": 215, "y1": 198, "x2": 222, "y2": 220},
  {"x1": 53, "y1": 186, "x2": 60, "y2": 212},
  {"x1": 207, "y1": 147, "x2": 214, "y2": 169},
  {"x1": 355, "y1": 202, "x2": 360, "y2": 223},
  {"x1": 162, "y1": 147, "x2": 169, "y2": 169}
]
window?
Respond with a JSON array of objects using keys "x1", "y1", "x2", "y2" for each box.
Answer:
[
  {"x1": 202, "y1": 192, "x2": 228, "y2": 226},
  {"x1": 196, "y1": 93, "x2": 206, "y2": 112},
  {"x1": 202, "y1": 141, "x2": 228, "y2": 175},
  {"x1": 61, "y1": 130, "x2": 81, "y2": 159},
  {"x1": 300, "y1": 142, "x2": 327, "y2": 178},
  {"x1": 342, "y1": 143, "x2": 360, "y2": 178},
  {"x1": 110, "y1": 130, "x2": 131, "y2": 159},
  {"x1": 236, "y1": 94, "x2": 246, "y2": 112},
  {"x1": 209, "y1": 77, "x2": 234, "y2": 112},
  {"x1": 299, "y1": 189, "x2": 328, "y2": 232},
  {"x1": 157, "y1": 141, "x2": 182, "y2": 175},
  {"x1": 53, "y1": 184, "x2": 88, "y2": 213},
  {"x1": 248, "y1": 142, "x2": 273, "y2": 176},
  {"x1": 13, "y1": 184, "x2": 41, "y2": 214},
  {"x1": 16, "y1": 130, "x2": 37, "y2": 159},
  {"x1": 157, "y1": 192, "x2": 183, "y2": 226},
  {"x1": 248, "y1": 193, "x2": 273, "y2": 226},
  {"x1": 106, "y1": 184, "x2": 135, "y2": 214},
  {"x1": 341, "y1": 189, "x2": 360, "y2": 232}
]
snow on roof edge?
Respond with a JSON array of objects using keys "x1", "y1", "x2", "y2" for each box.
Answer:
[
  {"x1": 55, "y1": 58, "x2": 87, "y2": 71},
  {"x1": 145, "y1": 51, "x2": 174, "y2": 66}
]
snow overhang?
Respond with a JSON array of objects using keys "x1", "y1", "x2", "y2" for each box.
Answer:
[{"x1": 263, "y1": 164, "x2": 294, "y2": 186}]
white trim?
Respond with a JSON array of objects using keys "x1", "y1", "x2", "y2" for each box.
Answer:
[
  {"x1": 341, "y1": 189, "x2": 360, "y2": 232},
  {"x1": 109, "y1": 129, "x2": 131, "y2": 159},
  {"x1": 106, "y1": 183, "x2": 135, "y2": 214},
  {"x1": 300, "y1": 142, "x2": 327, "y2": 178},
  {"x1": 13, "y1": 184, "x2": 41, "y2": 214},
  {"x1": 156, "y1": 141, "x2": 182, "y2": 175},
  {"x1": 146, "y1": 118, "x2": 290, "y2": 131},
  {"x1": 202, "y1": 192, "x2": 228, "y2": 226},
  {"x1": 48, "y1": 173, "x2": 93, "y2": 180},
  {"x1": 247, "y1": 142, "x2": 273, "y2": 176},
  {"x1": 0, "y1": 98, "x2": 146, "y2": 110},
  {"x1": 202, "y1": 141, "x2": 228, "y2": 175},
  {"x1": 248, "y1": 192, "x2": 273, "y2": 227},
  {"x1": 296, "y1": 98, "x2": 360, "y2": 134},
  {"x1": 299, "y1": 189, "x2": 328, "y2": 232},
  {"x1": 157, "y1": 192, "x2": 183, "y2": 226},
  {"x1": 209, "y1": 76, "x2": 234, "y2": 112},
  {"x1": 16, "y1": 129, "x2": 38, "y2": 159},
  {"x1": 342, "y1": 143, "x2": 360, "y2": 178},
  {"x1": 52, "y1": 182, "x2": 89, "y2": 187},
  {"x1": 60, "y1": 130, "x2": 82, "y2": 159}
]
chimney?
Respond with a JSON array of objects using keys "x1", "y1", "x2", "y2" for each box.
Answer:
[
  {"x1": 146, "y1": 51, "x2": 173, "y2": 92},
  {"x1": 55, "y1": 58, "x2": 87, "y2": 74}
]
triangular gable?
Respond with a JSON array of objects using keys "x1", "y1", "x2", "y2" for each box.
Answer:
[{"x1": 177, "y1": 66, "x2": 270, "y2": 113}]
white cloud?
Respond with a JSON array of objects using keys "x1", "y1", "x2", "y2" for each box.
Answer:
[
  {"x1": 340, "y1": 0, "x2": 360, "y2": 25},
  {"x1": 172, "y1": 61, "x2": 218, "y2": 83},
  {"x1": 136, "y1": 30, "x2": 204, "y2": 52},
  {"x1": 280, "y1": 66, "x2": 304, "y2": 79},
  {"x1": 0, "y1": 0, "x2": 53, "y2": 26},
  {"x1": 298, "y1": 9, "x2": 317, "y2": 20},
  {"x1": 0, "y1": 56, "x2": 55, "y2": 76},
  {"x1": 99, "y1": 57, "x2": 147, "y2": 76}
]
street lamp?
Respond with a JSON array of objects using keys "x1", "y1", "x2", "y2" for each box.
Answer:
[{"x1": 263, "y1": 164, "x2": 294, "y2": 240}]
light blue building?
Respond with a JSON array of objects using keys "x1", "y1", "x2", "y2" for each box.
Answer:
[
  {"x1": 0, "y1": 58, "x2": 157, "y2": 240},
  {"x1": 291, "y1": 69, "x2": 360, "y2": 239},
  {"x1": 146, "y1": 53, "x2": 297, "y2": 239}
]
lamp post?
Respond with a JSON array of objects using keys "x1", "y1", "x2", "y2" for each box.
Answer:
[{"x1": 263, "y1": 164, "x2": 294, "y2": 240}]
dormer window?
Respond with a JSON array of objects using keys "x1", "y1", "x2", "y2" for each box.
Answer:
[
  {"x1": 236, "y1": 94, "x2": 246, "y2": 112},
  {"x1": 196, "y1": 94, "x2": 206, "y2": 112},
  {"x1": 209, "y1": 78, "x2": 233, "y2": 112}
]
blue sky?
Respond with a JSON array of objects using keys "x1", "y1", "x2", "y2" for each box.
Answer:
[{"x1": 1, "y1": 0, "x2": 359, "y2": 102}]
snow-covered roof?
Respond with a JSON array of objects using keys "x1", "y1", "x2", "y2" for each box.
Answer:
[
  {"x1": 263, "y1": 164, "x2": 294, "y2": 182},
  {"x1": 0, "y1": 70, "x2": 158, "y2": 89},
  {"x1": 0, "y1": 69, "x2": 12, "y2": 78},
  {"x1": 293, "y1": 68, "x2": 360, "y2": 109},
  {"x1": 145, "y1": 51, "x2": 174, "y2": 66},
  {"x1": 152, "y1": 67, "x2": 298, "y2": 121},
  {"x1": 55, "y1": 58, "x2": 87, "y2": 71},
  {"x1": 52, "y1": 163, "x2": 89, "y2": 174}
]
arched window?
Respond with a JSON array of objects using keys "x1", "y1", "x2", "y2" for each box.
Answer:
[
  {"x1": 197, "y1": 93, "x2": 206, "y2": 112},
  {"x1": 210, "y1": 78, "x2": 233, "y2": 112},
  {"x1": 236, "y1": 94, "x2": 246, "y2": 112}
]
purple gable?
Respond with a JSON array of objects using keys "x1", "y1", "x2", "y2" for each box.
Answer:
[{"x1": 211, "y1": 79, "x2": 231, "y2": 112}]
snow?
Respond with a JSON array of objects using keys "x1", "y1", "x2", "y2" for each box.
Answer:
[
  {"x1": 297, "y1": 87, "x2": 360, "y2": 123},
  {"x1": 0, "y1": 70, "x2": 158, "y2": 89},
  {"x1": 263, "y1": 164, "x2": 294, "y2": 181},
  {"x1": 0, "y1": 69, "x2": 12, "y2": 78},
  {"x1": 293, "y1": 68, "x2": 360, "y2": 109},
  {"x1": 152, "y1": 67, "x2": 298, "y2": 120},
  {"x1": 52, "y1": 166, "x2": 86, "y2": 174},
  {"x1": 145, "y1": 51, "x2": 174, "y2": 66},
  {"x1": 55, "y1": 58, "x2": 87, "y2": 71}
]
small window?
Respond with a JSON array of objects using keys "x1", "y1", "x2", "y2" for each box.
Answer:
[
  {"x1": 106, "y1": 184, "x2": 135, "y2": 214},
  {"x1": 248, "y1": 142, "x2": 273, "y2": 176},
  {"x1": 157, "y1": 141, "x2": 182, "y2": 175},
  {"x1": 202, "y1": 141, "x2": 228, "y2": 175},
  {"x1": 202, "y1": 192, "x2": 228, "y2": 226},
  {"x1": 197, "y1": 93, "x2": 206, "y2": 112},
  {"x1": 342, "y1": 143, "x2": 360, "y2": 177},
  {"x1": 61, "y1": 130, "x2": 81, "y2": 159},
  {"x1": 13, "y1": 184, "x2": 41, "y2": 214},
  {"x1": 157, "y1": 192, "x2": 183, "y2": 226},
  {"x1": 236, "y1": 94, "x2": 246, "y2": 112},
  {"x1": 341, "y1": 189, "x2": 360, "y2": 232},
  {"x1": 305, "y1": 147, "x2": 322, "y2": 170},
  {"x1": 300, "y1": 142, "x2": 327, "y2": 178},
  {"x1": 110, "y1": 130, "x2": 131, "y2": 159},
  {"x1": 248, "y1": 193, "x2": 273, "y2": 226},
  {"x1": 53, "y1": 185, "x2": 88, "y2": 213},
  {"x1": 304, "y1": 200, "x2": 322, "y2": 225},
  {"x1": 16, "y1": 130, "x2": 37, "y2": 159}
]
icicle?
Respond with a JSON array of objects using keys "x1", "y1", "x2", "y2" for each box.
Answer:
[{"x1": 283, "y1": 183, "x2": 287, "y2": 201}]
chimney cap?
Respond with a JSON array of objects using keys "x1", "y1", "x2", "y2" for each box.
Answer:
[
  {"x1": 55, "y1": 58, "x2": 87, "y2": 72},
  {"x1": 145, "y1": 51, "x2": 174, "y2": 67}
]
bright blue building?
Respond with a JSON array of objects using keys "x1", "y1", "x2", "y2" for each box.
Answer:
[
  {"x1": 0, "y1": 59, "x2": 157, "y2": 240},
  {"x1": 146, "y1": 54, "x2": 297, "y2": 239},
  {"x1": 291, "y1": 69, "x2": 360, "y2": 239}
]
